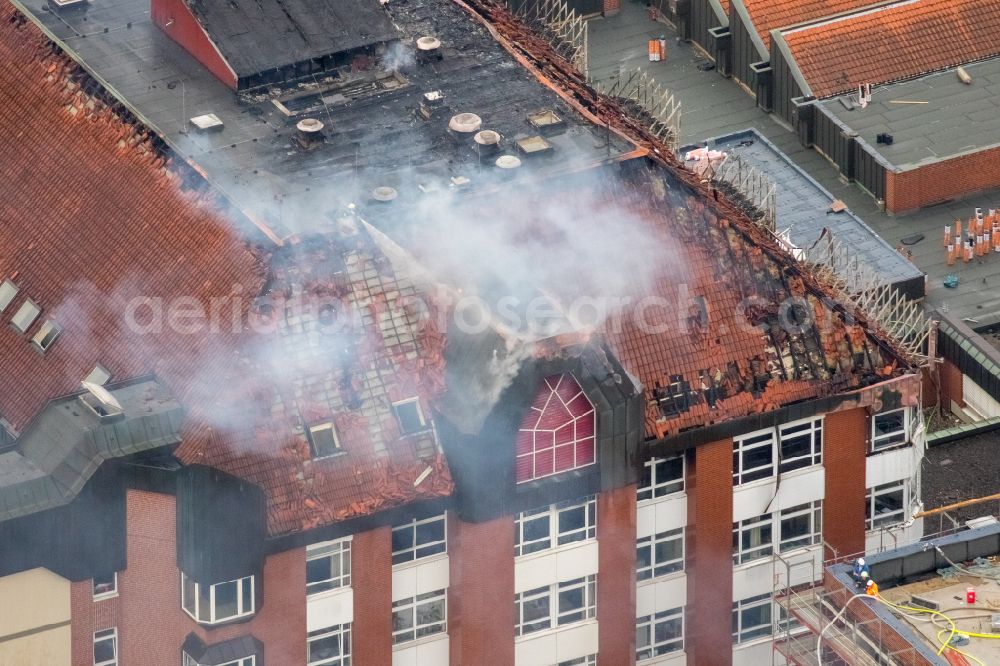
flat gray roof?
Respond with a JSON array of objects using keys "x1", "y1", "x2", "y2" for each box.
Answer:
[
  {"x1": 685, "y1": 129, "x2": 924, "y2": 290},
  {"x1": 819, "y1": 56, "x2": 1000, "y2": 171}
]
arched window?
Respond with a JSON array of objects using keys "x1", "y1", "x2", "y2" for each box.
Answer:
[{"x1": 515, "y1": 374, "x2": 596, "y2": 483}]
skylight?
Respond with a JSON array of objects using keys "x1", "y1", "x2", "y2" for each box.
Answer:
[
  {"x1": 85, "y1": 364, "x2": 112, "y2": 386},
  {"x1": 31, "y1": 320, "x2": 62, "y2": 353},
  {"x1": 10, "y1": 299, "x2": 40, "y2": 333},
  {"x1": 307, "y1": 422, "x2": 342, "y2": 458},
  {"x1": 0, "y1": 279, "x2": 17, "y2": 313}
]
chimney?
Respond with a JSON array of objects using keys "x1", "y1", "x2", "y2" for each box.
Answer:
[
  {"x1": 419, "y1": 90, "x2": 446, "y2": 120},
  {"x1": 296, "y1": 118, "x2": 326, "y2": 150},
  {"x1": 416, "y1": 36, "x2": 443, "y2": 63}
]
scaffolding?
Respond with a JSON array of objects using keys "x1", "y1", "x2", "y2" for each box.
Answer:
[
  {"x1": 509, "y1": 0, "x2": 589, "y2": 76},
  {"x1": 593, "y1": 67, "x2": 681, "y2": 151},
  {"x1": 706, "y1": 153, "x2": 777, "y2": 231}
]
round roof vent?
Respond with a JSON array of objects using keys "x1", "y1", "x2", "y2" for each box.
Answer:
[
  {"x1": 417, "y1": 36, "x2": 442, "y2": 51},
  {"x1": 296, "y1": 118, "x2": 325, "y2": 133},
  {"x1": 372, "y1": 186, "x2": 398, "y2": 202},
  {"x1": 449, "y1": 113, "x2": 482, "y2": 133},
  {"x1": 495, "y1": 155, "x2": 522, "y2": 170},
  {"x1": 474, "y1": 130, "x2": 501, "y2": 146}
]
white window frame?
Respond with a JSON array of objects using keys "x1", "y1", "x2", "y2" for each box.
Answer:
[
  {"x1": 308, "y1": 422, "x2": 342, "y2": 459},
  {"x1": 0, "y1": 279, "x2": 17, "y2": 313},
  {"x1": 93, "y1": 571, "x2": 118, "y2": 600},
  {"x1": 514, "y1": 496, "x2": 596, "y2": 557},
  {"x1": 637, "y1": 527, "x2": 684, "y2": 581},
  {"x1": 636, "y1": 606, "x2": 684, "y2": 660},
  {"x1": 180, "y1": 572, "x2": 255, "y2": 625},
  {"x1": 392, "y1": 589, "x2": 447, "y2": 645},
  {"x1": 31, "y1": 319, "x2": 62, "y2": 353},
  {"x1": 871, "y1": 408, "x2": 909, "y2": 452},
  {"x1": 10, "y1": 299, "x2": 40, "y2": 334},
  {"x1": 637, "y1": 455, "x2": 684, "y2": 502},
  {"x1": 93, "y1": 627, "x2": 118, "y2": 666},
  {"x1": 866, "y1": 480, "x2": 907, "y2": 530},
  {"x1": 778, "y1": 501, "x2": 822, "y2": 552},
  {"x1": 556, "y1": 655, "x2": 597, "y2": 666},
  {"x1": 308, "y1": 623, "x2": 351, "y2": 666},
  {"x1": 392, "y1": 398, "x2": 428, "y2": 435},
  {"x1": 391, "y1": 513, "x2": 447, "y2": 566},
  {"x1": 778, "y1": 418, "x2": 823, "y2": 473},
  {"x1": 732, "y1": 593, "x2": 773, "y2": 644},
  {"x1": 733, "y1": 428, "x2": 776, "y2": 485},
  {"x1": 514, "y1": 575, "x2": 596, "y2": 637},
  {"x1": 307, "y1": 538, "x2": 351, "y2": 595},
  {"x1": 184, "y1": 655, "x2": 255, "y2": 666},
  {"x1": 733, "y1": 513, "x2": 773, "y2": 565}
]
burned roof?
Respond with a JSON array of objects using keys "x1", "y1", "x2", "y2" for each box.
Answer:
[
  {"x1": 0, "y1": 6, "x2": 451, "y2": 536},
  {"x1": 181, "y1": 0, "x2": 398, "y2": 79},
  {"x1": 777, "y1": 0, "x2": 1000, "y2": 99},
  {"x1": 18, "y1": 0, "x2": 634, "y2": 243}
]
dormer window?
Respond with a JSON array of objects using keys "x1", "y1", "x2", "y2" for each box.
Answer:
[
  {"x1": 0, "y1": 279, "x2": 17, "y2": 312},
  {"x1": 31, "y1": 320, "x2": 62, "y2": 353},
  {"x1": 10, "y1": 299, "x2": 39, "y2": 333},
  {"x1": 308, "y1": 422, "x2": 342, "y2": 458},
  {"x1": 392, "y1": 399, "x2": 427, "y2": 435}
]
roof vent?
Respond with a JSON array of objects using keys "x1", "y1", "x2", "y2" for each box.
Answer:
[
  {"x1": 474, "y1": 130, "x2": 502, "y2": 155},
  {"x1": 189, "y1": 113, "x2": 224, "y2": 133},
  {"x1": 449, "y1": 113, "x2": 482, "y2": 134},
  {"x1": 495, "y1": 155, "x2": 521, "y2": 170},
  {"x1": 296, "y1": 118, "x2": 326, "y2": 150},
  {"x1": 372, "y1": 186, "x2": 398, "y2": 202},
  {"x1": 419, "y1": 90, "x2": 446, "y2": 120},
  {"x1": 515, "y1": 135, "x2": 553, "y2": 157},
  {"x1": 47, "y1": 0, "x2": 87, "y2": 12},
  {"x1": 416, "y1": 36, "x2": 443, "y2": 63},
  {"x1": 527, "y1": 109, "x2": 566, "y2": 136}
]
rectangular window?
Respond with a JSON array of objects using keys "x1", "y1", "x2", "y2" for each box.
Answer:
[
  {"x1": 393, "y1": 398, "x2": 427, "y2": 434},
  {"x1": 31, "y1": 319, "x2": 62, "y2": 352},
  {"x1": 514, "y1": 496, "x2": 596, "y2": 557},
  {"x1": 733, "y1": 514, "x2": 773, "y2": 565},
  {"x1": 185, "y1": 655, "x2": 255, "y2": 666},
  {"x1": 11, "y1": 299, "x2": 40, "y2": 334},
  {"x1": 514, "y1": 575, "x2": 597, "y2": 637},
  {"x1": 307, "y1": 538, "x2": 351, "y2": 595},
  {"x1": 655, "y1": 374, "x2": 691, "y2": 418},
  {"x1": 85, "y1": 364, "x2": 112, "y2": 386},
  {"x1": 732, "y1": 593, "x2": 773, "y2": 644},
  {"x1": 636, "y1": 606, "x2": 684, "y2": 660},
  {"x1": 308, "y1": 623, "x2": 351, "y2": 666},
  {"x1": 637, "y1": 528, "x2": 684, "y2": 580},
  {"x1": 872, "y1": 408, "x2": 908, "y2": 451},
  {"x1": 93, "y1": 628, "x2": 118, "y2": 666},
  {"x1": 778, "y1": 418, "x2": 822, "y2": 473},
  {"x1": 866, "y1": 480, "x2": 906, "y2": 530},
  {"x1": 180, "y1": 572, "x2": 254, "y2": 624},
  {"x1": 779, "y1": 501, "x2": 822, "y2": 552},
  {"x1": 391, "y1": 513, "x2": 446, "y2": 565},
  {"x1": 308, "y1": 422, "x2": 341, "y2": 458},
  {"x1": 556, "y1": 656, "x2": 596, "y2": 666},
  {"x1": 93, "y1": 572, "x2": 117, "y2": 600},
  {"x1": 733, "y1": 429, "x2": 775, "y2": 484},
  {"x1": 392, "y1": 589, "x2": 446, "y2": 644},
  {"x1": 637, "y1": 455, "x2": 684, "y2": 501},
  {"x1": 0, "y1": 279, "x2": 17, "y2": 312}
]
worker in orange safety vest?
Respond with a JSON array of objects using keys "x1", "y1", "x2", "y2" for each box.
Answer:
[{"x1": 866, "y1": 578, "x2": 879, "y2": 597}]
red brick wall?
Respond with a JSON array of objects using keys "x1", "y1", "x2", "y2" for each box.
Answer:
[
  {"x1": 448, "y1": 514, "x2": 515, "y2": 666},
  {"x1": 940, "y1": 358, "x2": 964, "y2": 413},
  {"x1": 72, "y1": 490, "x2": 307, "y2": 666},
  {"x1": 352, "y1": 526, "x2": 393, "y2": 666},
  {"x1": 686, "y1": 440, "x2": 734, "y2": 666},
  {"x1": 886, "y1": 144, "x2": 1000, "y2": 212},
  {"x1": 597, "y1": 485, "x2": 637, "y2": 666},
  {"x1": 151, "y1": 0, "x2": 238, "y2": 89},
  {"x1": 604, "y1": 0, "x2": 622, "y2": 15},
  {"x1": 823, "y1": 408, "x2": 867, "y2": 559}
]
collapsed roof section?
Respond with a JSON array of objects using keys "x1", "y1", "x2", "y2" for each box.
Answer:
[{"x1": 151, "y1": 0, "x2": 399, "y2": 90}]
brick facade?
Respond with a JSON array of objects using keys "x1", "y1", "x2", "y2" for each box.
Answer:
[
  {"x1": 448, "y1": 514, "x2": 516, "y2": 666},
  {"x1": 886, "y1": 143, "x2": 1000, "y2": 213},
  {"x1": 686, "y1": 440, "x2": 734, "y2": 666},
  {"x1": 151, "y1": 0, "x2": 238, "y2": 89},
  {"x1": 604, "y1": 0, "x2": 622, "y2": 16},
  {"x1": 597, "y1": 484, "x2": 637, "y2": 666},
  {"x1": 822, "y1": 408, "x2": 867, "y2": 559},
  {"x1": 352, "y1": 526, "x2": 393, "y2": 666},
  {"x1": 939, "y1": 357, "x2": 964, "y2": 413}
]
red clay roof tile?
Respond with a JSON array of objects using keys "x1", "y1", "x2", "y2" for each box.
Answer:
[
  {"x1": 0, "y1": 4, "x2": 452, "y2": 536},
  {"x1": 782, "y1": 0, "x2": 1000, "y2": 98},
  {"x1": 743, "y1": 0, "x2": 879, "y2": 51}
]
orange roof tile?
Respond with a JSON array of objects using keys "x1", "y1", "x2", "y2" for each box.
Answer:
[
  {"x1": 0, "y1": 3, "x2": 452, "y2": 536},
  {"x1": 782, "y1": 0, "x2": 1000, "y2": 99},
  {"x1": 743, "y1": 0, "x2": 879, "y2": 51}
]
